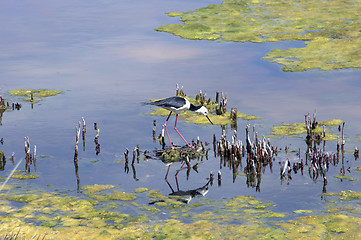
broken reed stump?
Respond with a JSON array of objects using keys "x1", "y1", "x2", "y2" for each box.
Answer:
[
  {"x1": 215, "y1": 92, "x2": 227, "y2": 115},
  {"x1": 94, "y1": 128, "x2": 100, "y2": 155},
  {"x1": 213, "y1": 124, "x2": 276, "y2": 191},
  {"x1": 175, "y1": 83, "x2": 186, "y2": 97}
]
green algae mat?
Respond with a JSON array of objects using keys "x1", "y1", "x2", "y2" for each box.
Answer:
[
  {"x1": 156, "y1": 0, "x2": 361, "y2": 71},
  {"x1": 8, "y1": 89, "x2": 62, "y2": 103},
  {"x1": 1, "y1": 186, "x2": 361, "y2": 239}
]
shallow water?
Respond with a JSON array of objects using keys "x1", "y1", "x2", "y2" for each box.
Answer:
[{"x1": 1, "y1": 0, "x2": 361, "y2": 221}]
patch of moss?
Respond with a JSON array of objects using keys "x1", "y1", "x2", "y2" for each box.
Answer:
[
  {"x1": 156, "y1": 0, "x2": 361, "y2": 71},
  {"x1": 318, "y1": 119, "x2": 344, "y2": 126},
  {"x1": 334, "y1": 175, "x2": 356, "y2": 181},
  {"x1": 10, "y1": 173, "x2": 39, "y2": 180},
  {"x1": 148, "y1": 95, "x2": 261, "y2": 126},
  {"x1": 0, "y1": 188, "x2": 361, "y2": 239},
  {"x1": 135, "y1": 187, "x2": 149, "y2": 193},
  {"x1": 82, "y1": 184, "x2": 115, "y2": 193},
  {"x1": 147, "y1": 190, "x2": 168, "y2": 200},
  {"x1": 8, "y1": 89, "x2": 62, "y2": 103},
  {"x1": 166, "y1": 11, "x2": 183, "y2": 17},
  {"x1": 5, "y1": 194, "x2": 41, "y2": 203},
  {"x1": 294, "y1": 210, "x2": 313, "y2": 214},
  {"x1": 272, "y1": 123, "x2": 306, "y2": 136},
  {"x1": 324, "y1": 190, "x2": 361, "y2": 201},
  {"x1": 109, "y1": 191, "x2": 136, "y2": 201},
  {"x1": 271, "y1": 119, "x2": 341, "y2": 140}
]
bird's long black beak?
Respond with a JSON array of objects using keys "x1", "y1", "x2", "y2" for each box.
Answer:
[{"x1": 205, "y1": 115, "x2": 214, "y2": 125}]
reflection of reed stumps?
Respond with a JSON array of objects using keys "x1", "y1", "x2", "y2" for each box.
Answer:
[
  {"x1": 73, "y1": 124, "x2": 81, "y2": 192},
  {"x1": 131, "y1": 163, "x2": 139, "y2": 181},
  {"x1": 33, "y1": 145, "x2": 37, "y2": 172},
  {"x1": 213, "y1": 134, "x2": 217, "y2": 156},
  {"x1": 9, "y1": 152, "x2": 15, "y2": 165},
  {"x1": 0, "y1": 152, "x2": 5, "y2": 171},
  {"x1": 74, "y1": 123, "x2": 81, "y2": 161},
  {"x1": 0, "y1": 138, "x2": 3, "y2": 145},
  {"x1": 30, "y1": 92, "x2": 34, "y2": 109},
  {"x1": 209, "y1": 171, "x2": 214, "y2": 186},
  {"x1": 124, "y1": 148, "x2": 129, "y2": 173},
  {"x1": 94, "y1": 122, "x2": 97, "y2": 130},
  {"x1": 82, "y1": 117, "x2": 86, "y2": 150},
  {"x1": 341, "y1": 122, "x2": 345, "y2": 147},
  {"x1": 153, "y1": 120, "x2": 156, "y2": 140},
  {"x1": 132, "y1": 147, "x2": 136, "y2": 165},
  {"x1": 94, "y1": 128, "x2": 100, "y2": 155},
  {"x1": 217, "y1": 170, "x2": 221, "y2": 187},
  {"x1": 354, "y1": 147, "x2": 359, "y2": 160},
  {"x1": 24, "y1": 136, "x2": 31, "y2": 172}
]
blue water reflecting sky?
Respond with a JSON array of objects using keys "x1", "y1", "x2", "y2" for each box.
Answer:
[{"x1": 1, "y1": 0, "x2": 360, "y2": 213}]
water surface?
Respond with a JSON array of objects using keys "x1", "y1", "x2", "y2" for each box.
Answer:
[{"x1": 1, "y1": 0, "x2": 360, "y2": 219}]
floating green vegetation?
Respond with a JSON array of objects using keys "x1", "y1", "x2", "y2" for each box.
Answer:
[
  {"x1": 82, "y1": 184, "x2": 115, "y2": 193},
  {"x1": 334, "y1": 175, "x2": 356, "y2": 181},
  {"x1": 355, "y1": 167, "x2": 361, "y2": 171},
  {"x1": 8, "y1": 88, "x2": 62, "y2": 103},
  {"x1": 166, "y1": 11, "x2": 183, "y2": 17},
  {"x1": 109, "y1": 191, "x2": 136, "y2": 201},
  {"x1": 1, "y1": 188, "x2": 361, "y2": 239},
  {"x1": 156, "y1": 0, "x2": 361, "y2": 71},
  {"x1": 135, "y1": 187, "x2": 149, "y2": 193},
  {"x1": 148, "y1": 95, "x2": 260, "y2": 126},
  {"x1": 323, "y1": 190, "x2": 361, "y2": 201},
  {"x1": 10, "y1": 172, "x2": 39, "y2": 180},
  {"x1": 155, "y1": 147, "x2": 204, "y2": 162},
  {"x1": 272, "y1": 123, "x2": 306, "y2": 136},
  {"x1": 319, "y1": 119, "x2": 344, "y2": 126},
  {"x1": 271, "y1": 119, "x2": 341, "y2": 140},
  {"x1": 294, "y1": 209, "x2": 313, "y2": 214}
]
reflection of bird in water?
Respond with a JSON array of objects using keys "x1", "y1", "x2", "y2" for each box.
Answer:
[
  {"x1": 149, "y1": 180, "x2": 210, "y2": 205},
  {"x1": 168, "y1": 180, "x2": 210, "y2": 204},
  {"x1": 145, "y1": 96, "x2": 213, "y2": 149}
]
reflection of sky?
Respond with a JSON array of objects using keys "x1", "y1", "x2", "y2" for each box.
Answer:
[
  {"x1": 1, "y1": 0, "x2": 361, "y2": 211},
  {"x1": 1, "y1": 0, "x2": 360, "y2": 132}
]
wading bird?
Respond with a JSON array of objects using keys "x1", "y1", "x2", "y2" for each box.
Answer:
[{"x1": 146, "y1": 96, "x2": 213, "y2": 148}]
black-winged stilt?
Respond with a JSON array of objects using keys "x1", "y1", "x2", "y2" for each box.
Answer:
[{"x1": 146, "y1": 96, "x2": 213, "y2": 148}]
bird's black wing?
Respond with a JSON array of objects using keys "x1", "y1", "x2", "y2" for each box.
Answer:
[{"x1": 149, "y1": 96, "x2": 186, "y2": 109}]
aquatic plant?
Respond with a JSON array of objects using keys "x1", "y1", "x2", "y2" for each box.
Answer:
[
  {"x1": 1, "y1": 188, "x2": 360, "y2": 239},
  {"x1": 156, "y1": 0, "x2": 361, "y2": 71},
  {"x1": 8, "y1": 89, "x2": 62, "y2": 103}
]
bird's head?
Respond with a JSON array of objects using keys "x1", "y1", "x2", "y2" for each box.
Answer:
[
  {"x1": 195, "y1": 106, "x2": 208, "y2": 116},
  {"x1": 195, "y1": 106, "x2": 214, "y2": 125}
]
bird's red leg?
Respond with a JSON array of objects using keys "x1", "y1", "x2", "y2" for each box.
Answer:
[
  {"x1": 165, "y1": 163, "x2": 173, "y2": 186},
  {"x1": 174, "y1": 114, "x2": 192, "y2": 148},
  {"x1": 163, "y1": 112, "x2": 174, "y2": 149},
  {"x1": 175, "y1": 161, "x2": 187, "y2": 191}
]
